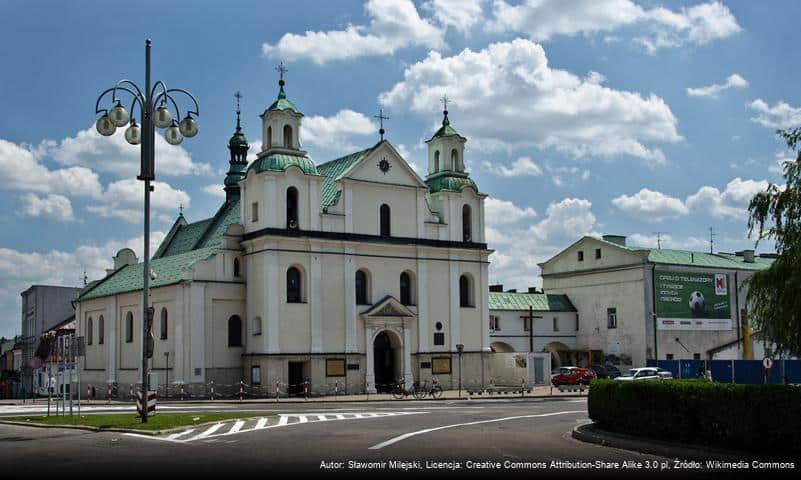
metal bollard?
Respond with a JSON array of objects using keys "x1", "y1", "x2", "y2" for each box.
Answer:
[
  {"x1": 210, "y1": 380, "x2": 215, "y2": 401},
  {"x1": 180, "y1": 383, "x2": 185, "y2": 401},
  {"x1": 106, "y1": 384, "x2": 111, "y2": 403},
  {"x1": 303, "y1": 380, "x2": 309, "y2": 400},
  {"x1": 275, "y1": 382, "x2": 280, "y2": 402},
  {"x1": 239, "y1": 381, "x2": 244, "y2": 402},
  {"x1": 129, "y1": 384, "x2": 134, "y2": 401}
]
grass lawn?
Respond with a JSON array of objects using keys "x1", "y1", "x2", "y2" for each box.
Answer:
[{"x1": 3, "y1": 412, "x2": 268, "y2": 431}]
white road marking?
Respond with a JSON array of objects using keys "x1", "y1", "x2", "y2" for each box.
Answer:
[
  {"x1": 368, "y1": 410, "x2": 586, "y2": 450},
  {"x1": 124, "y1": 411, "x2": 428, "y2": 443},
  {"x1": 229, "y1": 421, "x2": 245, "y2": 433}
]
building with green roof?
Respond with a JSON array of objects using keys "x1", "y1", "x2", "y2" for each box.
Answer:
[
  {"x1": 538, "y1": 234, "x2": 776, "y2": 369},
  {"x1": 74, "y1": 73, "x2": 494, "y2": 397}
]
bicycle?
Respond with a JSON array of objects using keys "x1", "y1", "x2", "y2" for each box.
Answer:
[
  {"x1": 415, "y1": 379, "x2": 443, "y2": 399},
  {"x1": 391, "y1": 379, "x2": 416, "y2": 400}
]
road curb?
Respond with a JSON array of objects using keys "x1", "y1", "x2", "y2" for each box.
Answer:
[
  {"x1": 572, "y1": 423, "x2": 743, "y2": 460},
  {"x1": 0, "y1": 415, "x2": 268, "y2": 436}
]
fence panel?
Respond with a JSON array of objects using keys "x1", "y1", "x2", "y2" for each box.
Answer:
[
  {"x1": 679, "y1": 360, "x2": 706, "y2": 379},
  {"x1": 655, "y1": 360, "x2": 680, "y2": 378},
  {"x1": 709, "y1": 360, "x2": 733, "y2": 383}
]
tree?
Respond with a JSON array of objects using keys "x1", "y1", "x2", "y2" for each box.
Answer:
[{"x1": 746, "y1": 128, "x2": 801, "y2": 357}]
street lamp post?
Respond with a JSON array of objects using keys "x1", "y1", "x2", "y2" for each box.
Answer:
[
  {"x1": 94, "y1": 39, "x2": 199, "y2": 423},
  {"x1": 456, "y1": 344, "x2": 464, "y2": 399},
  {"x1": 164, "y1": 351, "x2": 170, "y2": 399}
]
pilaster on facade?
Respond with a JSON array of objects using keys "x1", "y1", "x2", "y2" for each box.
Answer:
[
  {"x1": 189, "y1": 284, "x2": 206, "y2": 383},
  {"x1": 107, "y1": 297, "x2": 117, "y2": 383},
  {"x1": 310, "y1": 250, "x2": 323, "y2": 353},
  {"x1": 172, "y1": 284, "x2": 186, "y2": 384},
  {"x1": 449, "y1": 256, "x2": 462, "y2": 349},
  {"x1": 264, "y1": 250, "x2": 280, "y2": 353},
  {"x1": 417, "y1": 257, "x2": 430, "y2": 351},
  {"x1": 344, "y1": 185, "x2": 354, "y2": 234},
  {"x1": 344, "y1": 250, "x2": 357, "y2": 352},
  {"x1": 480, "y1": 261, "x2": 490, "y2": 352},
  {"x1": 264, "y1": 176, "x2": 277, "y2": 228}
]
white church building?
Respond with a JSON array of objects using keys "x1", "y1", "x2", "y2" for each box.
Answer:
[{"x1": 75, "y1": 76, "x2": 492, "y2": 396}]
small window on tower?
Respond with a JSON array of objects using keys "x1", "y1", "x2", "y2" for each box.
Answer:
[
  {"x1": 251, "y1": 202, "x2": 259, "y2": 222},
  {"x1": 578, "y1": 251, "x2": 584, "y2": 262}
]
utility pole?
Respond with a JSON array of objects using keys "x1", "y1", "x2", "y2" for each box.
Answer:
[
  {"x1": 652, "y1": 231, "x2": 667, "y2": 249},
  {"x1": 709, "y1": 227, "x2": 716, "y2": 254}
]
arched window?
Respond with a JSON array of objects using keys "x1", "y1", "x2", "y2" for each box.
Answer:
[
  {"x1": 459, "y1": 274, "x2": 473, "y2": 307},
  {"x1": 355, "y1": 269, "x2": 369, "y2": 305},
  {"x1": 286, "y1": 187, "x2": 299, "y2": 229},
  {"x1": 462, "y1": 204, "x2": 472, "y2": 242},
  {"x1": 87, "y1": 317, "x2": 93, "y2": 345},
  {"x1": 434, "y1": 150, "x2": 440, "y2": 171},
  {"x1": 253, "y1": 316, "x2": 262, "y2": 336},
  {"x1": 160, "y1": 308, "x2": 168, "y2": 340},
  {"x1": 233, "y1": 258, "x2": 241, "y2": 277},
  {"x1": 125, "y1": 312, "x2": 134, "y2": 343},
  {"x1": 267, "y1": 126, "x2": 272, "y2": 149},
  {"x1": 380, "y1": 204, "x2": 391, "y2": 237},
  {"x1": 451, "y1": 149, "x2": 459, "y2": 171},
  {"x1": 228, "y1": 315, "x2": 242, "y2": 347},
  {"x1": 400, "y1": 272, "x2": 412, "y2": 305},
  {"x1": 287, "y1": 267, "x2": 302, "y2": 303},
  {"x1": 98, "y1": 315, "x2": 104, "y2": 345},
  {"x1": 283, "y1": 124, "x2": 293, "y2": 148}
]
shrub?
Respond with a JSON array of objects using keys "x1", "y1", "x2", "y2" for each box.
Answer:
[{"x1": 588, "y1": 379, "x2": 801, "y2": 452}]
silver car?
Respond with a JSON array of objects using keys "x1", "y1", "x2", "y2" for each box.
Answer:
[{"x1": 614, "y1": 367, "x2": 673, "y2": 381}]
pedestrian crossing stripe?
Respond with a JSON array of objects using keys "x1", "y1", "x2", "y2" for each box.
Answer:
[{"x1": 125, "y1": 411, "x2": 427, "y2": 443}]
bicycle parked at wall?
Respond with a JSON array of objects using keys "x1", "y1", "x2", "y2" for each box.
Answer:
[
  {"x1": 392, "y1": 378, "x2": 443, "y2": 399},
  {"x1": 415, "y1": 378, "x2": 443, "y2": 399},
  {"x1": 392, "y1": 379, "x2": 417, "y2": 399}
]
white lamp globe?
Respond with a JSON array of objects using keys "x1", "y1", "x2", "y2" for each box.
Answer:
[
  {"x1": 179, "y1": 115, "x2": 198, "y2": 138},
  {"x1": 95, "y1": 114, "x2": 116, "y2": 136},
  {"x1": 164, "y1": 121, "x2": 183, "y2": 145},
  {"x1": 109, "y1": 101, "x2": 130, "y2": 127},
  {"x1": 154, "y1": 105, "x2": 172, "y2": 128},
  {"x1": 124, "y1": 121, "x2": 141, "y2": 145}
]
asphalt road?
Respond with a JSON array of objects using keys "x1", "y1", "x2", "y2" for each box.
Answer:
[{"x1": 0, "y1": 398, "x2": 792, "y2": 478}]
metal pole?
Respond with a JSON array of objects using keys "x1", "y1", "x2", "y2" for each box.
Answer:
[
  {"x1": 68, "y1": 335, "x2": 73, "y2": 417},
  {"x1": 140, "y1": 39, "x2": 152, "y2": 424},
  {"x1": 458, "y1": 352, "x2": 462, "y2": 399},
  {"x1": 528, "y1": 306, "x2": 534, "y2": 353},
  {"x1": 165, "y1": 352, "x2": 169, "y2": 399},
  {"x1": 61, "y1": 336, "x2": 66, "y2": 416}
]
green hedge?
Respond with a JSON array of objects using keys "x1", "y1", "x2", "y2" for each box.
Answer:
[{"x1": 588, "y1": 379, "x2": 801, "y2": 452}]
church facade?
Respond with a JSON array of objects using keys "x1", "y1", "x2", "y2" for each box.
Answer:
[{"x1": 75, "y1": 78, "x2": 492, "y2": 396}]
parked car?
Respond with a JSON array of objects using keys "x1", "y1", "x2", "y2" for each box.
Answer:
[
  {"x1": 614, "y1": 367, "x2": 673, "y2": 381},
  {"x1": 590, "y1": 364, "x2": 622, "y2": 379},
  {"x1": 551, "y1": 367, "x2": 597, "y2": 386}
]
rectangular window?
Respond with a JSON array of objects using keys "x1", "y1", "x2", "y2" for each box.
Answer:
[
  {"x1": 577, "y1": 250, "x2": 584, "y2": 262},
  {"x1": 666, "y1": 354, "x2": 674, "y2": 360},
  {"x1": 251, "y1": 202, "x2": 259, "y2": 222},
  {"x1": 326, "y1": 359, "x2": 346, "y2": 377},
  {"x1": 523, "y1": 318, "x2": 531, "y2": 332},
  {"x1": 595, "y1": 248, "x2": 602, "y2": 259},
  {"x1": 431, "y1": 357, "x2": 452, "y2": 374},
  {"x1": 693, "y1": 353, "x2": 701, "y2": 360},
  {"x1": 575, "y1": 314, "x2": 579, "y2": 331},
  {"x1": 552, "y1": 317, "x2": 559, "y2": 332},
  {"x1": 489, "y1": 315, "x2": 500, "y2": 331},
  {"x1": 433, "y1": 332, "x2": 445, "y2": 346},
  {"x1": 607, "y1": 308, "x2": 617, "y2": 329},
  {"x1": 251, "y1": 366, "x2": 261, "y2": 386}
]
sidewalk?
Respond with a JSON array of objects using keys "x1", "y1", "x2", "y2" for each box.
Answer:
[{"x1": 2, "y1": 385, "x2": 587, "y2": 406}]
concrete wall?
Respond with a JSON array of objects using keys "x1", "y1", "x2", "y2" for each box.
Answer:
[{"x1": 489, "y1": 309, "x2": 578, "y2": 353}]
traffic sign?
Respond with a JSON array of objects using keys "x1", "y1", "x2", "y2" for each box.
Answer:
[{"x1": 762, "y1": 357, "x2": 773, "y2": 370}]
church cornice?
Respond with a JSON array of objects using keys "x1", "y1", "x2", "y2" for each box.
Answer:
[{"x1": 242, "y1": 226, "x2": 488, "y2": 250}]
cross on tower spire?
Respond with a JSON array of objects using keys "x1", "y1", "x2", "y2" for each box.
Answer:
[
  {"x1": 374, "y1": 108, "x2": 390, "y2": 141},
  {"x1": 234, "y1": 91, "x2": 243, "y2": 131},
  {"x1": 440, "y1": 94, "x2": 451, "y2": 125},
  {"x1": 179, "y1": 203, "x2": 183, "y2": 216}
]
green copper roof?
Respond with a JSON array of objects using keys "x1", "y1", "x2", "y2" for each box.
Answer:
[
  {"x1": 317, "y1": 143, "x2": 380, "y2": 208},
  {"x1": 426, "y1": 173, "x2": 479, "y2": 194},
  {"x1": 644, "y1": 249, "x2": 774, "y2": 271},
  {"x1": 228, "y1": 130, "x2": 248, "y2": 148},
  {"x1": 78, "y1": 247, "x2": 217, "y2": 301},
  {"x1": 267, "y1": 85, "x2": 303, "y2": 116},
  {"x1": 248, "y1": 152, "x2": 319, "y2": 176},
  {"x1": 427, "y1": 111, "x2": 464, "y2": 142},
  {"x1": 488, "y1": 292, "x2": 576, "y2": 312},
  {"x1": 154, "y1": 199, "x2": 240, "y2": 258}
]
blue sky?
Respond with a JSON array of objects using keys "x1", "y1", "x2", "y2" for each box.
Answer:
[{"x1": 0, "y1": 0, "x2": 796, "y2": 337}]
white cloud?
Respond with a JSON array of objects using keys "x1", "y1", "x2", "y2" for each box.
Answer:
[
  {"x1": 0, "y1": 231, "x2": 165, "y2": 337},
  {"x1": 202, "y1": 184, "x2": 226, "y2": 199},
  {"x1": 379, "y1": 39, "x2": 679, "y2": 165},
  {"x1": 749, "y1": 99, "x2": 801, "y2": 129},
  {"x1": 302, "y1": 109, "x2": 376, "y2": 152},
  {"x1": 545, "y1": 164, "x2": 591, "y2": 187},
  {"x1": 262, "y1": 0, "x2": 445, "y2": 65},
  {"x1": 423, "y1": 0, "x2": 485, "y2": 34},
  {"x1": 19, "y1": 193, "x2": 75, "y2": 222},
  {"x1": 628, "y1": 233, "x2": 709, "y2": 251},
  {"x1": 87, "y1": 178, "x2": 190, "y2": 223},
  {"x1": 488, "y1": 0, "x2": 741, "y2": 53},
  {"x1": 483, "y1": 156, "x2": 543, "y2": 177},
  {"x1": 686, "y1": 177, "x2": 769, "y2": 218},
  {"x1": 687, "y1": 73, "x2": 748, "y2": 98},
  {"x1": 770, "y1": 152, "x2": 794, "y2": 175},
  {"x1": 394, "y1": 143, "x2": 423, "y2": 174},
  {"x1": 485, "y1": 197, "x2": 536, "y2": 226},
  {"x1": 530, "y1": 197, "x2": 597, "y2": 243},
  {"x1": 0, "y1": 139, "x2": 103, "y2": 199},
  {"x1": 612, "y1": 188, "x2": 688, "y2": 222},
  {"x1": 51, "y1": 125, "x2": 212, "y2": 178}
]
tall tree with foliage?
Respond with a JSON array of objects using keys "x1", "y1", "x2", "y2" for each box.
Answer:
[{"x1": 746, "y1": 128, "x2": 801, "y2": 357}]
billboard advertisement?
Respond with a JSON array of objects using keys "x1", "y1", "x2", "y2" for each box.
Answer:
[{"x1": 654, "y1": 270, "x2": 732, "y2": 330}]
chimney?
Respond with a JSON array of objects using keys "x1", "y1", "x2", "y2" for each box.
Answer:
[
  {"x1": 112, "y1": 248, "x2": 138, "y2": 271},
  {"x1": 528, "y1": 286, "x2": 539, "y2": 294},
  {"x1": 602, "y1": 234, "x2": 626, "y2": 247},
  {"x1": 489, "y1": 284, "x2": 504, "y2": 292},
  {"x1": 743, "y1": 249, "x2": 755, "y2": 263}
]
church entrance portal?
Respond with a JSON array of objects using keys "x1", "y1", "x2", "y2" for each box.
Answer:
[
  {"x1": 373, "y1": 331, "x2": 400, "y2": 392},
  {"x1": 288, "y1": 361, "x2": 305, "y2": 396}
]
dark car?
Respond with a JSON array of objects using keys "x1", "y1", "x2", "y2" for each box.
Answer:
[
  {"x1": 551, "y1": 367, "x2": 597, "y2": 386},
  {"x1": 590, "y1": 364, "x2": 622, "y2": 379}
]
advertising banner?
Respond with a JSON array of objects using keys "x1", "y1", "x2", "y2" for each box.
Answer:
[{"x1": 654, "y1": 270, "x2": 732, "y2": 330}]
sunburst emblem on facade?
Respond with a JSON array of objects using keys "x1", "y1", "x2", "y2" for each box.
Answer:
[{"x1": 377, "y1": 157, "x2": 391, "y2": 174}]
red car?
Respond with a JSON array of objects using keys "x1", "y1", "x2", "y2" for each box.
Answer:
[{"x1": 551, "y1": 367, "x2": 597, "y2": 386}]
